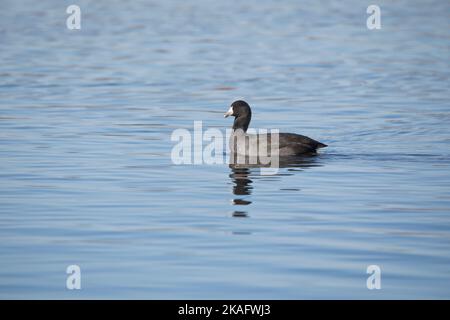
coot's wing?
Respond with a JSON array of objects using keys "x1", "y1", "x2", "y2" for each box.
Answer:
[
  {"x1": 278, "y1": 133, "x2": 327, "y2": 149},
  {"x1": 247, "y1": 132, "x2": 327, "y2": 156}
]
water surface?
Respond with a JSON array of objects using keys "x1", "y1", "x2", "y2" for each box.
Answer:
[{"x1": 0, "y1": 0, "x2": 449, "y2": 299}]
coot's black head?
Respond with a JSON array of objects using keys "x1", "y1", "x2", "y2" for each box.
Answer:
[
  {"x1": 224, "y1": 100, "x2": 252, "y2": 132},
  {"x1": 224, "y1": 100, "x2": 251, "y2": 118}
]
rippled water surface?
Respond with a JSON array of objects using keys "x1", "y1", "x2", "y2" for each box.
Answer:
[{"x1": 1, "y1": 0, "x2": 449, "y2": 299}]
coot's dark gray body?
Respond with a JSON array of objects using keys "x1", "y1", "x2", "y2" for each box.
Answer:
[
  {"x1": 273, "y1": 132, "x2": 327, "y2": 155},
  {"x1": 224, "y1": 100, "x2": 327, "y2": 156}
]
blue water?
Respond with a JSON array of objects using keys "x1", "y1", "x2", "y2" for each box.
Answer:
[{"x1": 1, "y1": 0, "x2": 449, "y2": 299}]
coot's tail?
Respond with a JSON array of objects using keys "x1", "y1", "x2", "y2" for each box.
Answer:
[{"x1": 317, "y1": 142, "x2": 327, "y2": 148}]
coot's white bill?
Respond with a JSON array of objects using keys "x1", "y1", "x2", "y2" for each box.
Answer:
[{"x1": 224, "y1": 106, "x2": 233, "y2": 118}]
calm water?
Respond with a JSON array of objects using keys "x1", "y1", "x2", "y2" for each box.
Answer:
[{"x1": 1, "y1": 0, "x2": 449, "y2": 299}]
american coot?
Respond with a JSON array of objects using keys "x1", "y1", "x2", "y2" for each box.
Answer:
[{"x1": 224, "y1": 100, "x2": 327, "y2": 156}]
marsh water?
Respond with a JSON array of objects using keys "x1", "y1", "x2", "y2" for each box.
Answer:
[{"x1": 1, "y1": 0, "x2": 449, "y2": 299}]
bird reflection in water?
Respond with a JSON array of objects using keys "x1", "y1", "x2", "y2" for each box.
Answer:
[
  {"x1": 228, "y1": 153, "x2": 323, "y2": 218},
  {"x1": 229, "y1": 166, "x2": 253, "y2": 218}
]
